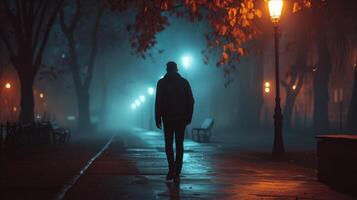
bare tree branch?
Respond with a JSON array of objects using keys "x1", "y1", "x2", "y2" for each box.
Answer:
[
  {"x1": 33, "y1": 0, "x2": 49, "y2": 53},
  {"x1": 59, "y1": 6, "x2": 69, "y2": 35},
  {"x1": 34, "y1": 0, "x2": 64, "y2": 73},
  {"x1": 3, "y1": 0, "x2": 16, "y2": 23},
  {"x1": 0, "y1": 26, "x2": 15, "y2": 58},
  {"x1": 84, "y1": 4, "x2": 104, "y2": 88},
  {"x1": 33, "y1": 0, "x2": 44, "y2": 18},
  {"x1": 70, "y1": 0, "x2": 82, "y2": 31},
  {"x1": 59, "y1": 1, "x2": 82, "y2": 90}
]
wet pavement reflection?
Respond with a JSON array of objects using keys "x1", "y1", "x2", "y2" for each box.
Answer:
[{"x1": 64, "y1": 129, "x2": 354, "y2": 200}]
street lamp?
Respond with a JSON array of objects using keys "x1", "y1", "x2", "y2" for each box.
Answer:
[
  {"x1": 139, "y1": 95, "x2": 146, "y2": 102},
  {"x1": 5, "y1": 82, "x2": 11, "y2": 89},
  {"x1": 135, "y1": 99, "x2": 141, "y2": 106},
  {"x1": 148, "y1": 87, "x2": 155, "y2": 95},
  {"x1": 264, "y1": 81, "x2": 271, "y2": 94},
  {"x1": 182, "y1": 55, "x2": 192, "y2": 70},
  {"x1": 268, "y1": 0, "x2": 285, "y2": 157}
]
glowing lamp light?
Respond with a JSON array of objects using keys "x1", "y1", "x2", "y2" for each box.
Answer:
[
  {"x1": 265, "y1": 82, "x2": 271, "y2": 88},
  {"x1": 139, "y1": 95, "x2": 146, "y2": 102},
  {"x1": 292, "y1": 85, "x2": 297, "y2": 90},
  {"x1": 13, "y1": 106, "x2": 17, "y2": 112},
  {"x1": 39, "y1": 92, "x2": 44, "y2": 99},
  {"x1": 5, "y1": 82, "x2": 11, "y2": 89},
  {"x1": 135, "y1": 100, "x2": 141, "y2": 106},
  {"x1": 148, "y1": 87, "x2": 155, "y2": 95},
  {"x1": 182, "y1": 55, "x2": 192, "y2": 69},
  {"x1": 265, "y1": 87, "x2": 271, "y2": 93},
  {"x1": 264, "y1": 81, "x2": 271, "y2": 94},
  {"x1": 268, "y1": 0, "x2": 283, "y2": 23}
]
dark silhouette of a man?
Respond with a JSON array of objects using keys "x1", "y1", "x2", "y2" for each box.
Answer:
[{"x1": 155, "y1": 61, "x2": 194, "y2": 182}]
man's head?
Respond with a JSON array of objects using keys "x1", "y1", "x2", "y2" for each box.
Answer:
[{"x1": 166, "y1": 61, "x2": 178, "y2": 73}]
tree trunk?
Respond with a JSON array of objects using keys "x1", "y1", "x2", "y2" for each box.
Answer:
[
  {"x1": 237, "y1": 53, "x2": 264, "y2": 130},
  {"x1": 347, "y1": 56, "x2": 357, "y2": 132},
  {"x1": 313, "y1": 33, "x2": 332, "y2": 133},
  {"x1": 18, "y1": 72, "x2": 35, "y2": 124},
  {"x1": 283, "y1": 74, "x2": 303, "y2": 131},
  {"x1": 283, "y1": 92, "x2": 295, "y2": 130},
  {"x1": 99, "y1": 62, "x2": 108, "y2": 129},
  {"x1": 59, "y1": 3, "x2": 104, "y2": 132},
  {"x1": 77, "y1": 89, "x2": 91, "y2": 130},
  {"x1": 283, "y1": 41, "x2": 307, "y2": 130}
]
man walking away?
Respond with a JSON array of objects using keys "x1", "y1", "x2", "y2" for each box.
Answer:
[{"x1": 155, "y1": 61, "x2": 194, "y2": 183}]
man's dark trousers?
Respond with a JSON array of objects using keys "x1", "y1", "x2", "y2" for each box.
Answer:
[{"x1": 163, "y1": 119, "x2": 186, "y2": 175}]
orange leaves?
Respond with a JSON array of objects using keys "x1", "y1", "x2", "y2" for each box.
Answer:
[
  {"x1": 293, "y1": 2, "x2": 302, "y2": 13},
  {"x1": 237, "y1": 47, "x2": 244, "y2": 56},
  {"x1": 219, "y1": 25, "x2": 228, "y2": 36},
  {"x1": 108, "y1": 0, "x2": 259, "y2": 66},
  {"x1": 293, "y1": 0, "x2": 312, "y2": 13},
  {"x1": 303, "y1": 0, "x2": 311, "y2": 8},
  {"x1": 255, "y1": 10, "x2": 262, "y2": 18},
  {"x1": 228, "y1": 7, "x2": 238, "y2": 26}
]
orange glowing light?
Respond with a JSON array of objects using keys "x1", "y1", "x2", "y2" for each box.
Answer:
[
  {"x1": 13, "y1": 106, "x2": 17, "y2": 112},
  {"x1": 39, "y1": 93, "x2": 44, "y2": 99},
  {"x1": 265, "y1": 82, "x2": 271, "y2": 88},
  {"x1": 5, "y1": 82, "x2": 11, "y2": 89},
  {"x1": 265, "y1": 87, "x2": 271, "y2": 93},
  {"x1": 292, "y1": 85, "x2": 296, "y2": 90},
  {"x1": 268, "y1": 0, "x2": 283, "y2": 23}
]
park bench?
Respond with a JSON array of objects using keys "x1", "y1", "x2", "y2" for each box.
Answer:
[
  {"x1": 50, "y1": 122, "x2": 71, "y2": 144},
  {"x1": 191, "y1": 118, "x2": 214, "y2": 142},
  {"x1": 316, "y1": 134, "x2": 357, "y2": 194}
]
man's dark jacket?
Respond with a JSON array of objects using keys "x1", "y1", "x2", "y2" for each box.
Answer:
[{"x1": 155, "y1": 72, "x2": 194, "y2": 125}]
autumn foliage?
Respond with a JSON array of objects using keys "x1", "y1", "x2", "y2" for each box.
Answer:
[{"x1": 105, "y1": 0, "x2": 262, "y2": 65}]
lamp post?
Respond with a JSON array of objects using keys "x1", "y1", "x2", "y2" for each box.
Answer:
[{"x1": 268, "y1": 0, "x2": 285, "y2": 157}]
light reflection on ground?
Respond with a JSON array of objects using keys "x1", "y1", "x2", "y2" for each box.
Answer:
[{"x1": 64, "y1": 129, "x2": 355, "y2": 200}]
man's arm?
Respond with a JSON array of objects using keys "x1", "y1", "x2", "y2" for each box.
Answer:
[
  {"x1": 186, "y1": 81, "x2": 194, "y2": 125},
  {"x1": 155, "y1": 81, "x2": 163, "y2": 129}
]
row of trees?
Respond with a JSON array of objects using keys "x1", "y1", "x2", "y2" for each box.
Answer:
[{"x1": 0, "y1": 0, "x2": 356, "y2": 133}]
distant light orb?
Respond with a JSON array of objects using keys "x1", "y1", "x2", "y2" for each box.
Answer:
[
  {"x1": 39, "y1": 92, "x2": 44, "y2": 99},
  {"x1": 148, "y1": 87, "x2": 155, "y2": 95},
  {"x1": 13, "y1": 106, "x2": 17, "y2": 112},
  {"x1": 5, "y1": 82, "x2": 11, "y2": 89},
  {"x1": 265, "y1": 82, "x2": 270, "y2": 88},
  {"x1": 135, "y1": 100, "x2": 141, "y2": 106},
  {"x1": 139, "y1": 95, "x2": 146, "y2": 102},
  {"x1": 131, "y1": 103, "x2": 137, "y2": 110},
  {"x1": 292, "y1": 85, "x2": 297, "y2": 90},
  {"x1": 265, "y1": 87, "x2": 270, "y2": 93},
  {"x1": 182, "y1": 55, "x2": 192, "y2": 69}
]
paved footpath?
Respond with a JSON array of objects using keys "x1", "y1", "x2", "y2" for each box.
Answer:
[{"x1": 63, "y1": 129, "x2": 354, "y2": 200}]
